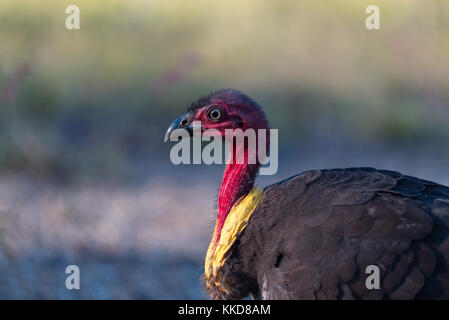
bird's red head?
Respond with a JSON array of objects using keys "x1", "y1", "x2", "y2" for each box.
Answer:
[
  {"x1": 164, "y1": 89, "x2": 270, "y2": 140},
  {"x1": 165, "y1": 89, "x2": 270, "y2": 246}
]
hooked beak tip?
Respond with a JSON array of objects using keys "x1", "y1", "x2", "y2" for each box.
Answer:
[
  {"x1": 164, "y1": 113, "x2": 190, "y2": 142},
  {"x1": 164, "y1": 131, "x2": 171, "y2": 142},
  {"x1": 164, "y1": 124, "x2": 176, "y2": 142}
]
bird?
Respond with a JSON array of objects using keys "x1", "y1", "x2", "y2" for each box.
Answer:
[{"x1": 164, "y1": 89, "x2": 449, "y2": 300}]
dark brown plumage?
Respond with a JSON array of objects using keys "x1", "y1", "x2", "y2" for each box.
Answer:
[
  {"x1": 165, "y1": 90, "x2": 449, "y2": 300},
  {"x1": 219, "y1": 168, "x2": 449, "y2": 299}
]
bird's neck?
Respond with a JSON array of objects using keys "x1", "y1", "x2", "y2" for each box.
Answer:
[{"x1": 215, "y1": 143, "x2": 260, "y2": 243}]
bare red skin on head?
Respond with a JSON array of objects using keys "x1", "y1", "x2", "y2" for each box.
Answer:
[{"x1": 192, "y1": 91, "x2": 270, "y2": 245}]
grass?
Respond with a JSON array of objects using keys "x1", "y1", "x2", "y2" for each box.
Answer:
[{"x1": 0, "y1": 0, "x2": 448, "y2": 178}]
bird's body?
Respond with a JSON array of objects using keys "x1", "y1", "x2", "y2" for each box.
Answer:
[
  {"x1": 165, "y1": 89, "x2": 449, "y2": 300},
  {"x1": 216, "y1": 167, "x2": 449, "y2": 299}
]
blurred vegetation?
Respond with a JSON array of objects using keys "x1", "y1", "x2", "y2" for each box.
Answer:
[{"x1": 0, "y1": 0, "x2": 448, "y2": 180}]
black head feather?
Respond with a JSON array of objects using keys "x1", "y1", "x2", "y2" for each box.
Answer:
[{"x1": 188, "y1": 89, "x2": 262, "y2": 113}]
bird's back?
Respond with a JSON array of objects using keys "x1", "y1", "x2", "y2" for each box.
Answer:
[{"x1": 224, "y1": 167, "x2": 449, "y2": 299}]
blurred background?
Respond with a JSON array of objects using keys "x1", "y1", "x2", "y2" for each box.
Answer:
[{"x1": 0, "y1": 0, "x2": 448, "y2": 299}]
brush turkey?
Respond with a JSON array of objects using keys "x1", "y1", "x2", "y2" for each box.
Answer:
[{"x1": 164, "y1": 89, "x2": 449, "y2": 300}]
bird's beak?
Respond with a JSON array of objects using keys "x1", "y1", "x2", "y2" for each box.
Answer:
[{"x1": 164, "y1": 112, "x2": 194, "y2": 142}]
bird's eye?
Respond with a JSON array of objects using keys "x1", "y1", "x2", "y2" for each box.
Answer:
[{"x1": 207, "y1": 107, "x2": 222, "y2": 121}]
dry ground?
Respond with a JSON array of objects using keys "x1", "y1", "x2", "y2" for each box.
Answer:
[{"x1": 0, "y1": 143, "x2": 448, "y2": 299}]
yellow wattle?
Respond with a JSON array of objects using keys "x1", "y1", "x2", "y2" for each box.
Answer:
[{"x1": 204, "y1": 186, "x2": 264, "y2": 293}]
